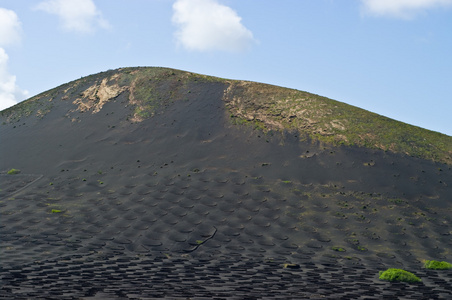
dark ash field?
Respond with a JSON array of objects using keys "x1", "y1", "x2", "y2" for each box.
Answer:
[{"x1": 1, "y1": 67, "x2": 451, "y2": 299}]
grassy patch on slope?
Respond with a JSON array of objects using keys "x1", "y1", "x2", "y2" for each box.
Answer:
[
  {"x1": 379, "y1": 268, "x2": 421, "y2": 283},
  {"x1": 224, "y1": 81, "x2": 452, "y2": 164},
  {"x1": 424, "y1": 260, "x2": 452, "y2": 270}
]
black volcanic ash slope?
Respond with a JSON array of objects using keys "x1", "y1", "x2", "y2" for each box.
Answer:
[{"x1": 1, "y1": 67, "x2": 452, "y2": 298}]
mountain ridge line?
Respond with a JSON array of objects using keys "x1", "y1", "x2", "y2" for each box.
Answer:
[{"x1": 1, "y1": 66, "x2": 451, "y2": 164}]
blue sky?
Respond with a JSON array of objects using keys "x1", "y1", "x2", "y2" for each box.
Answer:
[{"x1": 1, "y1": 0, "x2": 451, "y2": 136}]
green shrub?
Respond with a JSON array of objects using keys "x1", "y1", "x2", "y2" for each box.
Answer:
[
  {"x1": 331, "y1": 246, "x2": 346, "y2": 252},
  {"x1": 7, "y1": 168, "x2": 21, "y2": 175},
  {"x1": 424, "y1": 260, "x2": 452, "y2": 270},
  {"x1": 379, "y1": 268, "x2": 421, "y2": 283}
]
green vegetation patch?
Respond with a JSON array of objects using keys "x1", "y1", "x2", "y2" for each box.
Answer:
[
  {"x1": 379, "y1": 268, "x2": 421, "y2": 283},
  {"x1": 424, "y1": 260, "x2": 452, "y2": 270},
  {"x1": 1, "y1": 92, "x2": 54, "y2": 123},
  {"x1": 117, "y1": 67, "x2": 210, "y2": 122},
  {"x1": 331, "y1": 246, "x2": 346, "y2": 252},
  {"x1": 7, "y1": 168, "x2": 21, "y2": 175},
  {"x1": 224, "y1": 80, "x2": 452, "y2": 164}
]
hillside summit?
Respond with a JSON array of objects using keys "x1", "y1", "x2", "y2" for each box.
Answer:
[
  {"x1": 2, "y1": 67, "x2": 451, "y2": 164},
  {"x1": 1, "y1": 67, "x2": 451, "y2": 298}
]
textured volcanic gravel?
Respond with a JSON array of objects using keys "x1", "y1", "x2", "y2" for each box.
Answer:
[{"x1": 1, "y1": 74, "x2": 451, "y2": 299}]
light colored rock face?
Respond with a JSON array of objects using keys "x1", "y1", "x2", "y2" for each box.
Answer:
[
  {"x1": 73, "y1": 74, "x2": 127, "y2": 113},
  {"x1": 70, "y1": 69, "x2": 178, "y2": 122},
  {"x1": 223, "y1": 80, "x2": 350, "y2": 142}
]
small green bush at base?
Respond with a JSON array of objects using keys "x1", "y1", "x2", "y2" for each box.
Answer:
[
  {"x1": 331, "y1": 246, "x2": 346, "y2": 252},
  {"x1": 379, "y1": 268, "x2": 421, "y2": 283},
  {"x1": 424, "y1": 260, "x2": 452, "y2": 270},
  {"x1": 7, "y1": 168, "x2": 21, "y2": 175}
]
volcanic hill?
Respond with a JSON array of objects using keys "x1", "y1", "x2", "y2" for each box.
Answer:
[{"x1": 1, "y1": 67, "x2": 451, "y2": 299}]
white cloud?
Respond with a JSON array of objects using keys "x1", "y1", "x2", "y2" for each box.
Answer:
[
  {"x1": 361, "y1": 0, "x2": 452, "y2": 19},
  {"x1": 0, "y1": 48, "x2": 28, "y2": 111},
  {"x1": 35, "y1": 0, "x2": 110, "y2": 33},
  {"x1": 0, "y1": 8, "x2": 22, "y2": 46},
  {"x1": 0, "y1": 8, "x2": 27, "y2": 111},
  {"x1": 172, "y1": 0, "x2": 256, "y2": 52}
]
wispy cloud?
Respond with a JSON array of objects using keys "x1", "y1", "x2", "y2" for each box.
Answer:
[
  {"x1": 0, "y1": 8, "x2": 28, "y2": 111},
  {"x1": 35, "y1": 0, "x2": 110, "y2": 33},
  {"x1": 361, "y1": 0, "x2": 452, "y2": 19},
  {"x1": 172, "y1": 0, "x2": 256, "y2": 52}
]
